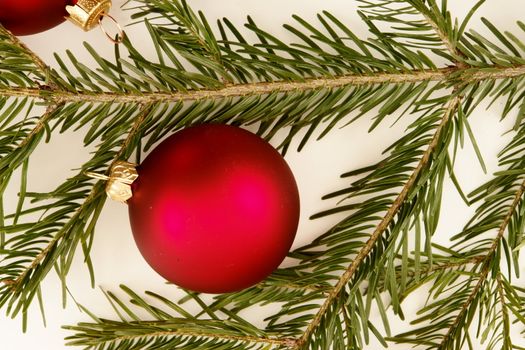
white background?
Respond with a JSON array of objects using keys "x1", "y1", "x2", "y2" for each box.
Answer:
[{"x1": 2, "y1": 1, "x2": 525, "y2": 349}]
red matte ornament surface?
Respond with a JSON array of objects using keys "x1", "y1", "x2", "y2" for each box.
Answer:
[
  {"x1": 128, "y1": 124, "x2": 300, "y2": 293},
  {"x1": 0, "y1": 0, "x2": 74, "y2": 35}
]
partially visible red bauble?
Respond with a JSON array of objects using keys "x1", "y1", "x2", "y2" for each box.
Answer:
[
  {"x1": 0, "y1": 0, "x2": 74, "y2": 35},
  {"x1": 128, "y1": 124, "x2": 300, "y2": 294}
]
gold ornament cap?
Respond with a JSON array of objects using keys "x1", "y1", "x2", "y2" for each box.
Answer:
[
  {"x1": 86, "y1": 161, "x2": 138, "y2": 203},
  {"x1": 66, "y1": 0, "x2": 112, "y2": 31}
]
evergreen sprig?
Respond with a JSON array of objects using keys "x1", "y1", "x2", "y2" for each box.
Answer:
[
  {"x1": 1, "y1": 0, "x2": 525, "y2": 349},
  {"x1": 391, "y1": 112, "x2": 525, "y2": 349}
]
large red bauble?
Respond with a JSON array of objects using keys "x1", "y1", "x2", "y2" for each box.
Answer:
[
  {"x1": 0, "y1": 0, "x2": 73, "y2": 36},
  {"x1": 128, "y1": 124, "x2": 300, "y2": 293}
]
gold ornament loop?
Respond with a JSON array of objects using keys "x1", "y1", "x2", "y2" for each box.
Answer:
[
  {"x1": 85, "y1": 161, "x2": 138, "y2": 203},
  {"x1": 98, "y1": 13, "x2": 125, "y2": 44}
]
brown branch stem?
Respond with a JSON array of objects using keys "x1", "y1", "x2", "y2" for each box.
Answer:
[
  {"x1": 400, "y1": 255, "x2": 486, "y2": 281},
  {"x1": 1, "y1": 65, "x2": 524, "y2": 105},
  {"x1": 392, "y1": 255, "x2": 487, "y2": 303},
  {"x1": 257, "y1": 280, "x2": 330, "y2": 293},
  {"x1": 430, "y1": 255, "x2": 486, "y2": 272},
  {"x1": 1, "y1": 69, "x2": 449, "y2": 103}
]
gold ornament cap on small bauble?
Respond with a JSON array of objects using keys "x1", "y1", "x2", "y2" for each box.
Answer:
[{"x1": 66, "y1": 0, "x2": 112, "y2": 31}]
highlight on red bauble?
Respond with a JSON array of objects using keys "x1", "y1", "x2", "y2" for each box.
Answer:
[{"x1": 127, "y1": 124, "x2": 300, "y2": 294}]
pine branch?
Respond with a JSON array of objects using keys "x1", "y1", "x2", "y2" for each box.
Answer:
[
  {"x1": 0, "y1": 68, "x2": 448, "y2": 102},
  {"x1": 0, "y1": 26, "x2": 52, "y2": 84},
  {"x1": 65, "y1": 325, "x2": 295, "y2": 349},
  {"x1": 420, "y1": 8, "x2": 461, "y2": 59},
  {"x1": 4, "y1": 61, "x2": 525, "y2": 102},
  {"x1": 391, "y1": 106, "x2": 525, "y2": 348},
  {"x1": 438, "y1": 178, "x2": 525, "y2": 349},
  {"x1": 295, "y1": 94, "x2": 461, "y2": 349},
  {"x1": 495, "y1": 274, "x2": 512, "y2": 350},
  {"x1": 63, "y1": 285, "x2": 297, "y2": 350},
  {"x1": 404, "y1": 0, "x2": 476, "y2": 62},
  {"x1": 0, "y1": 26, "x2": 47, "y2": 87},
  {"x1": 69, "y1": 327, "x2": 295, "y2": 349},
  {"x1": 0, "y1": 104, "x2": 154, "y2": 322},
  {"x1": 357, "y1": 0, "x2": 464, "y2": 64},
  {"x1": 7, "y1": 102, "x2": 59, "y2": 150},
  {"x1": 374, "y1": 253, "x2": 486, "y2": 301},
  {"x1": 3, "y1": 65, "x2": 525, "y2": 118},
  {"x1": 5, "y1": 187, "x2": 100, "y2": 290},
  {"x1": 0, "y1": 102, "x2": 59, "y2": 179}
]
